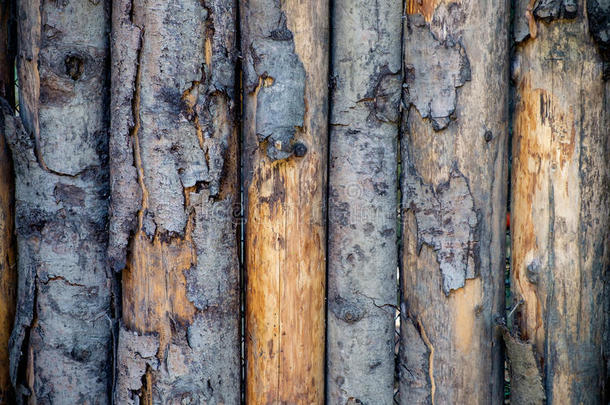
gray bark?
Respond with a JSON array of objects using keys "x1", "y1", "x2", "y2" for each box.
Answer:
[
  {"x1": 7, "y1": 0, "x2": 113, "y2": 403},
  {"x1": 399, "y1": 1, "x2": 509, "y2": 404},
  {"x1": 326, "y1": 0, "x2": 402, "y2": 403},
  {"x1": 110, "y1": 0, "x2": 241, "y2": 402}
]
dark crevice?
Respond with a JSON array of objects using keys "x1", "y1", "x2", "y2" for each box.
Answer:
[
  {"x1": 323, "y1": 0, "x2": 334, "y2": 402},
  {"x1": 395, "y1": 0, "x2": 407, "y2": 403},
  {"x1": 235, "y1": 0, "x2": 245, "y2": 402}
]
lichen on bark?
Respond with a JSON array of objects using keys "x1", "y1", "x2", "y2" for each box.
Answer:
[
  {"x1": 403, "y1": 7, "x2": 471, "y2": 131},
  {"x1": 110, "y1": 0, "x2": 240, "y2": 402},
  {"x1": 403, "y1": 163, "x2": 479, "y2": 294},
  {"x1": 6, "y1": 1, "x2": 113, "y2": 402},
  {"x1": 243, "y1": 2, "x2": 306, "y2": 161}
]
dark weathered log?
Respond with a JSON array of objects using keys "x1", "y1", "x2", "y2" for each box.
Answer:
[
  {"x1": 400, "y1": 1, "x2": 509, "y2": 403},
  {"x1": 240, "y1": 0, "x2": 329, "y2": 402},
  {"x1": 326, "y1": 0, "x2": 402, "y2": 403},
  {"x1": 510, "y1": 1, "x2": 610, "y2": 402},
  {"x1": 7, "y1": 0, "x2": 113, "y2": 403},
  {"x1": 0, "y1": 114, "x2": 15, "y2": 405},
  {"x1": 110, "y1": 0, "x2": 240, "y2": 403},
  {"x1": 0, "y1": 2, "x2": 15, "y2": 403}
]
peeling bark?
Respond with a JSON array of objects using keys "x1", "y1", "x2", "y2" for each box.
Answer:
[
  {"x1": 241, "y1": 0, "x2": 329, "y2": 402},
  {"x1": 403, "y1": 11, "x2": 471, "y2": 131},
  {"x1": 7, "y1": 0, "x2": 113, "y2": 402},
  {"x1": 404, "y1": 167, "x2": 478, "y2": 294},
  {"x1": 587, "y1": 0, "x2": 610, "y2": 78},
  {"x1": 326, "y1": 0, "x2": 401, "y2": 403},
  {"x1": 400, "y1": 1, "x2": 509, "y2": 403},
  {"x1": 110, "y1": 0, "x2": 240, "y2": 403},
  {"x1": 511, "y1": 2, "x2": 610, "y2": 402},
  {"x1": 502, "y1": 328, "x2": 545, "y2": 405}
]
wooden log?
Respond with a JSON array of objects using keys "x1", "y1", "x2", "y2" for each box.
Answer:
[
  {"x1": 0, "y1": 3, "x2": 15, "y2": 403},
  {"x1": 399, "y1": 1, "x2": 509, "y2": 403},
  {"x1": 109, "y1": 0, "x2": 241, "y2": 403},
  {"x1": 0, "y1": 117, "x2": 15, "y2": 405},
  {"x1": 240, "y1": 0, "x2": 329, "y2": 402},
  {"x1": 326, "y1": 0, "x2": 402, "y2": 403},
  {"x1": 510, "y1": 0, "x2": 610, "y2": 402},
  {"x1": 7, "y1": 0, "x2": 113, "y2": 402}
]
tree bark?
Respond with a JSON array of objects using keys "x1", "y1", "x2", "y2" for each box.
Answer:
[
  {"x1": 399, "y1": 1, "x2": 509, "y2": 404},
  {"x1": 510, "y1": 1, "x2": 610, "y2": 403},
  {"x1": 326, "y1": 0, "x2": 401, "y2": 403},
  {"x1": 109, "y1": 0, "x2": 241, "y2": 403},
  {"x1": 7, "y1": 0, "x2": 113, "y2": 403},
  {"x1": 240, "y1": 0, "x2": 329, "y2": 402},
  {"x1": 0, "y1": 2, "x2": 15, "y2": 403}
]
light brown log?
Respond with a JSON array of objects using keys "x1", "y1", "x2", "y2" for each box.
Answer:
[
  {"x1": 510, "y1": 1, "x2": 609, "y2": 402},
  {"x1": 241, "y1": 0, "x2": 329, "y2": 402},
  {"x1": 400, "y1": 0, "x2": 509, "y2": 403}
]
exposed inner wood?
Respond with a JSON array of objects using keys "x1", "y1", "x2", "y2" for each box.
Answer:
[{"x1": 243, "y1": 0, "x2": 329, "y2": 402}]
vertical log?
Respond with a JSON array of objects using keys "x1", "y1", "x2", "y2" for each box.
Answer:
[
  {"x1": 510, "y1": 0, "x2": 610, "y2": 402},
  {"x1": 399, "y1": 1, "x2": 509, "y2": 403},
  {"x1": 6, "y1": 0, "x2": 113, "y2": 403},
  {"x1": 241, "y1": 0, "x2": 329, "y2": 402},
  {"x1": 0, "y1": 114, "x2": 15, "y2": 405},
  {"x1": 110, "y1": 0, "x2": 240, "y2": 403},
  {"x1": 0, "y1": 0, "x2": 14, "y2": 103},
  {"x1": 0, "y1": 2, "x2": 15, "y2": 403},
  {"x1": 326, "y1": 0, "x2": 402, "y2": 403}
]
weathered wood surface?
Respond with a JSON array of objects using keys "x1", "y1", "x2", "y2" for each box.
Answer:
[
  {"x1": 510, "y1": 0, "x2": 610, "y2": 403},
  {"x1": 326, "y1": 0, "x2": 402, "y2": 403},
  {"x1": 400, "y1": 1, "x2": 509, "y2": 403},
  {"x1": 110, "y1": 0, "x2": 241, "y2": 403},
  {"x1": 7, "y1": 0, "x2": 113, "y2": 403},
  {"x1": 0, "y1": 113, "x2": 15, "y2": 405},
  {"x1": 0, "y1": 3, "x2": 15, "y2": 403},
  {"x1": 241, "y1": 0, "x2": 329, "y2": 402}
]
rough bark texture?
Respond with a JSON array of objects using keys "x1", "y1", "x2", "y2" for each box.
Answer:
[
  {"x1": 7, "y1": 0, "x2": 113, "y2": 403},
  {"x1": 241, "y1": 0, "x2": 329, "y2": 402},
  {"x1": 400, "y1": 1, "x2": 509, "y2": 404},
  {"x1": 0, "y1": 3, "x2": 15, "y2": 403},
  {"x1": 510, "y1": 1, "x2": 610, "y2": 403},
  {"x1": 326, "y1": 0, "x2": 401, "y2": 403},
  {"x1": 110, "y1": 0, "x2": 241, "y2": 403}
]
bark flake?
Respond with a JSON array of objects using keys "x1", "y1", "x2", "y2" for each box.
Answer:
[
  {"x1": 404, "y1": 165, "x2": 479, "y2": 295},
  {"x1": 502, "y1": 327, "x2": 546, "y2": 405},
  {"x1": 247, "y1": 10, "x2": 306, "y2": 161},
  {"x1": 404, "y1": 13, "x2": 470, "y2": 131}
]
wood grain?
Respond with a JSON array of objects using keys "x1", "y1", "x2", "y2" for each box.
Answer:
[{"x1": 241, "y1": 0, "x2": 329, "y2": 402}]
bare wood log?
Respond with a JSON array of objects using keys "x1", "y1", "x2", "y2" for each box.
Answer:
[
  {"x1": 109, "y1": 0, "x2": 241, "y2": 403},
  {"x1": 399, "y1": 1, "x2": 510, "y2": 403},
  {"x1": 7, "y1": 0, "x2": 113, "y2": 403},
  {"x1": 510, "y1": 0, "x2": 610, "y2": 402},
  {"x1": 240, "y1": 0, "x2": 329, "y2": 402},
  {"x1": 326, "y1": 0, "x2": 402, "y2": 403}
]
